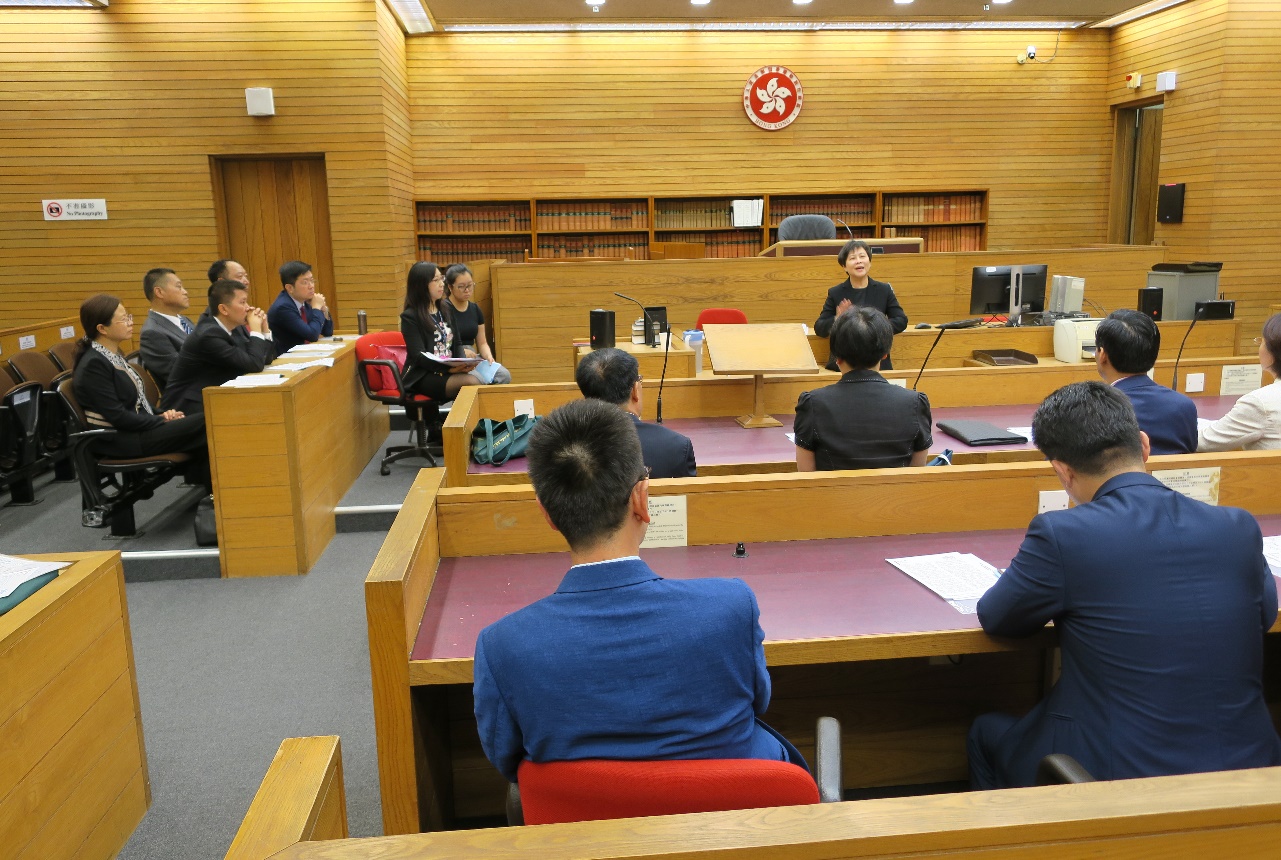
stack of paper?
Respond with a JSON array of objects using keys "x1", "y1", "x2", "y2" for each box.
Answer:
[
  {"x1": 0, "y1": 554, "x2": 70, "y2": 599},
  {"x1": 731, "y1": 198, "x2": 764, "y2": 228},
  {"x1": 886, "y1": 552, "x2": 1001, "y2": 615},
  {"x1": 221, "y1": 374, "x2": 288, "y2": 388},
  {"x1": 272, "y1": 357, "x2": 335, "y2": 372},
  {"x1": 288, "y1": 343, "x2": 342, "y2": 355}
]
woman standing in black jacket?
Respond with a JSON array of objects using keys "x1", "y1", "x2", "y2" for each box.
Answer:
[
  {"x1": 399, "y1": 262, "x2": 481, "y2": 401},
  {"x1": 813, "y1": 239, "x2": 908, "y2": 370},
  {"x1": 71, "y1": 294, "x2": 210, "y2": 489}
]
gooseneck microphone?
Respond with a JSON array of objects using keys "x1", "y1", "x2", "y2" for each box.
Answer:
[
  {"x1": 911, "y1": 319, "x2": 972, "y2": 391},
  {"x1": 614, "y1": 292, "x2": 668, "y2": 423},
  {"x1": 613, "y1": 292, "x2": 655, "y2": 348},
  {"x1": 833, "y1": 217, "x2": 855, "y2": 239},
  {"x1": 1170, "y1": 307, "x2": 1204, "y2": 394}
]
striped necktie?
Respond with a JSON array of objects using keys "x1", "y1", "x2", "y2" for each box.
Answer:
[{"x1": 180, "y1": 316, "x2": 193, "y2": 334}]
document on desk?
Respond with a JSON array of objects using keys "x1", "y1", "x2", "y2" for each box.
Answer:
[
  {"x1": 0, "y1": 553, "x2": 70, "y2": 598},
  {"x1": 1007, "y1": 426, "x2": 1034, "y2": 441},
  {"x1": 221, "y1": 374, "x2": 288, "y2": 388},
  {"x1": 1262, "y1": 536, "x2": 1281, "y2": 574},
  {"x1": 288, "y1": 343, "x2": 342, "y2": 354},
  {"x1": 272, "y1": 358, "x2": 335, "y2": 371},
  {"x1": 886, "y1": 552, "x2": 1001, "y2": 615}
]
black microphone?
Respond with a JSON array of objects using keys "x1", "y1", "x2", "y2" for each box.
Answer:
[
  {"x1": 613, "y1": 292, "x2": 655, "y2": 348},
  {"x1": 1170, "y1": 308, "x2": 1204, "y2": 393},
  {"x1": 912, "y1": 327, "x2": 950, "y2": 391},
  {"x1": 833, "y1": 217, "x2": 855, "y2": 239},
  {"x1": 657, "y1": 325, "x2": 670, "y2": 424}
]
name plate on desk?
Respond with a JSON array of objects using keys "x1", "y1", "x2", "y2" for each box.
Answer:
[
  {"x1": 642, "y1": 495, "x2": 688, "y2": 548},
  {"x1": 1152, "y1": 467, "x2": 1220, "y2": 505}
]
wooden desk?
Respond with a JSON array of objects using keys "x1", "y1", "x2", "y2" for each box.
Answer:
[
  {"x1": 1, "y1": 551, "x2": 149, "y2": 860},
  {"x1": 573, "y1": 339, "x2": 698, "y2": 380},
  {"x1": 366, "y1": 453, "x2": 1281, "y2": 833},
  {"x1": 226, "y1": 736, "x2": 347, "y2": 860},
  {"x1": 441, "y1": 356, "x2": 1258, "y2": 487},
  {"x1": 204, "y1": 341, "x2": 389, "y2": 577}
]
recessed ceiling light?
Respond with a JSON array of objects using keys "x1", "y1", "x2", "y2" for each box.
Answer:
[
  {"x1": 992, "y1": 0, "x2": 1014, "y2": 4},
  {"x1": 793, "y1": 0, "x2": 813, "y2": 4},
  {"x1": 894, "y1": 0, "x2": 914, "y2": 5},
  {"x1": 691, "y1": 0, "x2": 710, "y2": 5}
]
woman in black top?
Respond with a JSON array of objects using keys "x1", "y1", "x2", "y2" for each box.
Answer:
[
  {"x1": 71, "y1": 294, "x2": 210, "y2": 489},
  {"x1": 813, "y1": 239, "x2": 908, "y2": 370},
  {"x1": 444, "y1": 264, "x2": 511, "y2": 384},
  {"x1": 794, "y1": 306, "x2": 932, "y2": 471},
  {"x1": 400, "y1": 262, "x2": 481, "y2": 401}
]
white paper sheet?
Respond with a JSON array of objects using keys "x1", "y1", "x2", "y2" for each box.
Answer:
[
  {"x1": 221, "y1": 374, "x2": 288, "y2": 388},
  {"x1": 287, "y1": 343, "x2": 342, "y2": 354},
  {"x1": 271, "y1": 358, "x2": 335, "y2": 371},
  {"x1": 641, "y1": 496, "x2": 688, "y2": 548},
  {"x1": 1007, "y1": 426, "x2": 1034, "y2": 441},
  {"x1": 886, "y1": 552, "x2": 1001, "y2": 614},
  {"x1": 0, "y1": 553, "x2": 70, "y2": 599},
  {"x1": 1262, "y1": 535, "x2": 1281, "y2": 574}
]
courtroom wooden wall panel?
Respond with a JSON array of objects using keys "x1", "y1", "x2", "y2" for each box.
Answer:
[
  {"x1": 0, "y1": 0, "x2": 415, "y2": 332},
  {"x1": 407, "y1": 30, "x2": 1113, "y2": 257}
]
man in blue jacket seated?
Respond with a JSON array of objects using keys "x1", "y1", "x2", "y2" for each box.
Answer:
[
  {"x1": 472, "y1": 398, "x2": 802, "y2": 784},
  {"x1": 968, "y1": 381, "x2": 1281, "y2": 789},
  {"x1": 575, "y1": 347, "x2": 696, "y2": 478},
  {"x1": 1095, "y1": 309, "x2": 1198, "y2": 455},
  {"x1": 267, "y1": 260, "x2": 333, "y2": 355}
]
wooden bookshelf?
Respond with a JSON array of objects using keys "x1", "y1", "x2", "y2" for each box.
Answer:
[{"x1": 414, "y1": 191, "x2": 986, "y2": 263}]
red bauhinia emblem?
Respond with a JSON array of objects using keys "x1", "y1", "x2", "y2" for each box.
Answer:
[{"x1": 743, "y1": 66, "x2": 803, "y2": 131}]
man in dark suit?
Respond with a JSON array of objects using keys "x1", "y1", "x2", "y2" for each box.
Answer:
[
  {"x1": 267, "y1": 260, "x2": 333, "y2": 355},
  {"x1": 575, "y1": 347, "x2": 696, "y2": 478},
  {"x1": 1096, "y1": 309, "x2": 1198, "y2": 455},
  {"x1": 968, "y1": 381, "x2": 1281, "y2": 788},
  {"x1": 473, "y1": 399, "x2": 801, "y2": 782},
  {"x1": 162, "y1": 279, "x2": 273, "y2": 415},
  {"x1": 138, "y1": 267, "x2": 194, "y2": 389}
]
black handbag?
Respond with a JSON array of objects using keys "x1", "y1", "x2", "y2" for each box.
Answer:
[
  {"x1": 194, "y1": 495, "x2": 218, "y2": 546},
  {"x1": 470, "y1": 415, "x2": 541, "y2": 466}
]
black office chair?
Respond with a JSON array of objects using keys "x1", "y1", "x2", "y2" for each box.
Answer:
[
  {"x1": 1036, "y1": 754, "x2": 1096, "y2": 785},
  {"x1": 8, "y1": 350, "x2": 76, "y2": 482},
  {"x1": 0, "y1": 380, "x2": 44, "y2": 505},
  {"x1": 778, "y1": 214, "x2": 837, "y2": 241},
  {"x1": 57, "y1": 377, "x2": 189, "y2": 536}
]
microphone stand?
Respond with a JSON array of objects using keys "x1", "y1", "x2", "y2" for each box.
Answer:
[{"x1": 833, "y1": 217, "x2": 855, "y2": 239}]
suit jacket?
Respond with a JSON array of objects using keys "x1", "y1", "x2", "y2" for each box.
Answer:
[
  {"x1": 793, "y1": 369, "x2": 932, "y2": 470},
  {"x1": 162, "y1": 316, "x2": 273, "y2": 414},
  {"x1": 72, "y1": 347, "x2": 165, "y2": 433},
  {"x1": 976, "y1": 472, "x2": 1281, "y2": 785},
  {"x1": 473, "y1": 558, "x2": 795, "y2": 783},
  {"x1": 400, "y1": 306, "x2": 464, "y2": 391},
  {"x1": 267, "y1": 289, "x2": 333, "y2": 355},
  {"x1": 632, "y1": 414, "x2": 696, "y2": 478},
  {"x1": 138, "y1": 310, "x2": 191, "y2": 389},
  {"x1": 1198, "y1": 380, "x2": 1281, "y2": 452},
  {"x1": 1114, "y1": 374, "x2": 1198, "y2": 455},
  {"x1": 814, "y1": 277, "x2": 908, "y2": 371}
]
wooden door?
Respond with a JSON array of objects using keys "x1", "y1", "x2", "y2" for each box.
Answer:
[
  {"x1": 212, "y1": 156, "x2": 338, "y2": 320},
  {"x1": 1108, "y1": 103, "x2": 1164, "y2": 245}
]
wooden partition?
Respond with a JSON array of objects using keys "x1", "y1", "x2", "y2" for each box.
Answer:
[
  {"x1": 272, "y1": 766, "x2": 1281, "y2": 860},
  {"x1": 204, "y1": 341, "x2": 389, "y2": 577},
  {"x1": 490, "y1": 246, "x2": 1168, "y2": 381},
  {"x1": 367, "y1": 452, "x2": 1281, "y2": 833},
  {"x1": 225, "y1": 736, "x2": 348, "y2": 860},
  {"x1": 1, "y1": 551, "x2": 149, "y2": 860},
  {"x1": 442, "y1": 353, "x2": 1257, "y2": 487}
]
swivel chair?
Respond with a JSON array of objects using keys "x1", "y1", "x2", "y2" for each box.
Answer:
[
  {"x1": 777, "y1": 214, "x2": 837, "y2": 241},
  {"x1": 695, "y1": 308, "x2": 748, "y2": 330},
  {"x1": 354, "y1": 331, "x2": 442, "y2": 474}
]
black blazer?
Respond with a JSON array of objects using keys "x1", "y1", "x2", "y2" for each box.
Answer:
[
  {"x1": 793, "y1": 369, "x2": 932, "y2": 471},
  {"x1": 138, "y1": 310, "x2": 190, "y2": 388},
  {"x1": 814, "y1": 277, "x2": 908, "y2": 370},
  {"x1": 162, "y1": 315, "x2": 273, "y2": 414},
  {"x1": 632, "y1": 414, "x2": 697, "y2": 479},
  {"x1": 400, "y1": 306, "x2": 464, "y2": 391},
  {"x1": 72, "y1": 347, "x2": 165, "y2": 433}
]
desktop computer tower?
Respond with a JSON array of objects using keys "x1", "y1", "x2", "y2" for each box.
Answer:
[
  {"x1": 1049, "y1": 275, "x2": 1085, "y2": 314},
  {"x1": 589, "y1": 309, "x2": 615, "y2": 349},
  {"x1": 1138, "y1": 288, "x2": 1163, "y2": 321}
]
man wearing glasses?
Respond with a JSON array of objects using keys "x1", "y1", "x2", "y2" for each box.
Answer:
[
  {"x1": 267, "y1": 260, "x2": 333, "y2": 355},
  {"x1": 472, "y1": 399, "x2": 801, "y2": 784}
]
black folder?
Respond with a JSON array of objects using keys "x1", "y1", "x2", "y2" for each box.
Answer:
[{"x1": 936, "y1": 420, "x2": 1029, "y2": 447}]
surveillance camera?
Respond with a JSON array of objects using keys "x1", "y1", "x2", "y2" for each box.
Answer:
[{"x1": 1026, "y1": 45, "x2": 1037, "y2": 60}]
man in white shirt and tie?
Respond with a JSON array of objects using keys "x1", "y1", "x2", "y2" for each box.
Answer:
[{"x1": 139, "y1": 267, "x2": 194, "y2": 391}]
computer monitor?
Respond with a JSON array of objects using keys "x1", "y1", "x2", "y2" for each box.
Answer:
[{"x1": 969, "y1": 264, "x2": 1049, "y2": 317}]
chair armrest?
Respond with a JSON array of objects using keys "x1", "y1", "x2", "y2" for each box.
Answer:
[
  {"x1": 69, "y1": 428, "x2": 115, "y2": 442},
  {"x1": 505, "y1": 782, "x2": 524, "y2": 826},
  {"x1": 815, "y1": 715, "x2": 842, "y2": 803},
  {"x1": 355, "y1": 358, "x2": 405, "y2": 398},
  {"x1": 1036, "y1": 753, "x2": 1096, "y2": 785}
]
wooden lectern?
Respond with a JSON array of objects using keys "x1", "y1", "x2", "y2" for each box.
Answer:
[{"x1": 702, "y1": 323, "x2": 820, "y2": 428}]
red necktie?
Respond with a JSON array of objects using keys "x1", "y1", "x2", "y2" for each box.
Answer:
[{"x1": 300, "y1": 303, "x2": 307, "y2": 319}]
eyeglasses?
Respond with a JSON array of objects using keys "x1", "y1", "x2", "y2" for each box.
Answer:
[
  {"x1": 1254, "y1": 337, "x2": 1264, "y2": 345},
  {"x1": 636, "y1": 466, "x2": 652, "y2": 484},
  {"x1": 453, "y1": 282, "x2": 475, "y2": 292},
  {"x1": 114, "y1": 313, "x2": 134, "y2": 324}
]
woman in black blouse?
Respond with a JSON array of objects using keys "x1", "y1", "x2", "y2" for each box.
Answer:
[
  {"x1": 813, "y1": 239, "x2": 909, "y2": 370},
  {"x1": 399, "y1": 262, "x2": 481, "y2": 401},
  {"x1": 444, "y1": 264, "x2": 511, "y2": 384},
  {"x1": 71, "y1": 294, "x2": 210, "y2": 489}
]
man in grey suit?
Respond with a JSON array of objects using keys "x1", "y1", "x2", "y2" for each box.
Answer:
[{"x1": 138, "y1": 267, "x2": 194, "y2": 390}]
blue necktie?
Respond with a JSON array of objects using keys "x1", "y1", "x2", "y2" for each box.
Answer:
[{"x1": 180, "y1": 317, "x2": 194, "y2": 334}]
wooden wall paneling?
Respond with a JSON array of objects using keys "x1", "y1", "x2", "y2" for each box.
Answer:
[
  {"x1": 0, "y1": 0, "x2": 413, "y2": 336},
  {"x1": 375, "y1": 0, "x2": 419, "y2": 327},
  {"x1": 0, "y1": 317, "x2": 81, "y2": 362}
]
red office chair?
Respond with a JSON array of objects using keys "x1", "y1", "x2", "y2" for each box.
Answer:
[
  {"x1": 354, "y1": 331, "x2": 441, "y2": 474},
  {"x1": 508, "y1": 717, "x2": 842, "y2": 825},
  {"x1": 696, "y1": 308, "x2": 748, "y2": 330}
]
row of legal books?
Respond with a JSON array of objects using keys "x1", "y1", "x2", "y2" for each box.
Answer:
[
  {"x1": 882, "y1": 194, "x2": 984, "y2": 224},
  {"x1": 417, "y1": 238, "x2": 527, "y2": 263},
  {"x1": 535, "y1": 202, "x2": 648, "y2": 231},
  {"x1": 654, "y1": 201, "x2": 740, "y2": 230},
  {"x1": 535, "y1": 234, "x2": 650, "y2": 259},
  {"x1": 883, "y1": 225, "x2": 984, "y2": 252},
  {"x1": 660, "y1": 232, "x2": 761, "y2": 258},
  {"x1": 769, "y1": 197, "x2": 875, "y2": 226},
  {"x1": 417, "y1": 204, "x2": 531, "y2": 233}
]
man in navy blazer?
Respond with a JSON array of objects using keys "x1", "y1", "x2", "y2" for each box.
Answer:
[
  {"x1": 472, "y1": 399, "x2": 800, "y2": 783},
  {"x1": 574, "y1": 347, "x2": 696, "y2": 478},
  {"x1": 267, "y1": 260, "x2": 333, "y2": 356},
  {"x1": 968, "y1": 381, "x2": 1281, "y2": 788},
  {"x1": 1096, "y1": 309, "x2": 1198, "y2": 455}
]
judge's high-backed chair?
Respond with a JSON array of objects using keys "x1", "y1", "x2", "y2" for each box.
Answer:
[
  {"x1": 508, "y1": 717, "x2": 842, "y2": 826},
  {"x1": 696, "y1": 308, "x2": 749, "y2": 330},
  {"x1": 778, "y1": 214, "x2": 837, "y2": 241},
  {"x1": 355, "y1": 331, "x2": 441, "y2": 474}
]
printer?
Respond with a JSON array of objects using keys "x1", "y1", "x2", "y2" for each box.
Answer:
[{"x1": 1053, "y1": 318, "x2": 1103, "y2": 363}]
